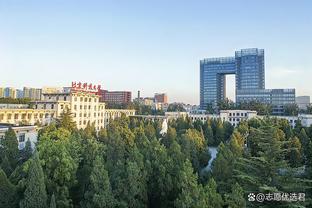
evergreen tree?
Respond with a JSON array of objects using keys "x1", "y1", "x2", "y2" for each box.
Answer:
[
  {"x1": 287, "y1": 136, "x2": 302, "y2": 167},
  {"x1": 234, "y1": 126, "x2": 309, "y2": 207},
  {"x1": 224, "y1": 183, "x2": 246, "y2": 208},
  {"x1": 82, "y1": 156, "x2": 115, "y2": 208},
  {"x1": 1, "y1": 155, "x2": 13, "y2": 177},
  {"x1": 203, "y1": 178, "x2": 223, "y2": 208},
  {"x1": 203, "y1": 122, "x2": 214, "y2": 146},
  {"x1": 0, "y1": 168, "x2": 17, "y2": 208},
  {"x1": 21, "y1": 139, "x2": 33, "y2": 162},
  {"x1": 0, "y1": 127, "x2": 19, "y2": 171},
  {"x1": 174, "y1": 160, "x2": 207, "y2": 208},
  {"x1": 20, "y1": 153, "x2": 47, "y2": 208},
  {"x1": 214, "y1": 120, "x2": 225, "y2": 145},
  {"x1": 50, "y1": 194, "x2": 56, "y2": 208},
  {"x1": 124, "y1": 160, "x2": 147, "y2": 208},
  {"x1": 57, "y1": 108, "x2": 76, "y2": 132}
]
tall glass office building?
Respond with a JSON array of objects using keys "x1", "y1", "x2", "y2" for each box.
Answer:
[{"x1": 200, "y1": 48, "x2": 295, "y2": 113}]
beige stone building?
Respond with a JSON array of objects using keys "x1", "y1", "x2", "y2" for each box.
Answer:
[{"x1": 0, "y1": 88, "x2": 135, "y2": 131}]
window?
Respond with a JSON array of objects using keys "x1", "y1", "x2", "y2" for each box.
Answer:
[
  {"x1": 64, "y1": 96, "x2": 67, "y2": 101},
  {"x1": 19, "y1": 134, "x2": 25, "y2": 142},
  {"x1": 89, "y1": 98, "x2": 91, "y2": 102},
  {"x1": 7, "y1": 114, "x2": 12, "y2": 119},
  {"x1": 74, "y1": 105, "x2": 77, "y2": 110},
  {"x1": 61, "y1": 104, "x2": 64, "y2": 109},
  {"x1": 0, "y1": 114, "x2": 3, "y2": 120},
  {"x1": 14, "y1": 114, "x2": 19, "y2": 119},
  {"x1": 51, "y1": 104, "x2": 54, "y2": 109},
  {"x1": 84, "y1": 98, "x2": 87, "y2": 102}
]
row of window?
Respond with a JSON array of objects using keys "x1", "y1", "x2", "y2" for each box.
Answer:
[{"x1": 0, "y1": 113, "x2": 54, "y2": 120}]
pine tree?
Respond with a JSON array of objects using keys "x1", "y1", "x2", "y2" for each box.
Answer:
[
  {"x1": 20, "y1": 152, "x2": 47, "y2": 208},
  {"x1": 204, "y1": 122, "x2": 214, "y2": 146},
  {"x1": 214, "y1": 120, "x2": 225, "y2": 145},
  {"x1": 224, "y1": 183, "x2": 246, "y2": 208},
  {"x1": 234, "y1": 126, "x2": 309, "y2": 207},
  {"x1": 288, "y1": 136, "x2": 302, "y2": 167},
  {"x1": 174, "y1": 160, "x2": 207, "y2": 208},
  {"x1": 1, "y1": 127, "x2": 19, "y2": 171},
  {"x1": 82, "y1": 156, "x2": 115, "y2": 208},
  {"x1": 1, "y1": 155, "x2": 13, "y2": 177},
  {"x1": 0, "y1": 168, "x2": 17, "y2": 208},
  {"x1": 57, "y1": 108, "x2": 76, "y2": 132},
  {"x1": 21, "y1": 139, "x2": 33, "y2": 162},
  {"x1": 49, "y1": 194, "x2": 56, "y2": 208},
  {"x1": 203, "y1": 178, "x2": 223, "y2": 208}
]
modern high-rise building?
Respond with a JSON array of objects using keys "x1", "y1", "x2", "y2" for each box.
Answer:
[{"x1": 200, "y1": 48, "x2": 295, "y2": 113}]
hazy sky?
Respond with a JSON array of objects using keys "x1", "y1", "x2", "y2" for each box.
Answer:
[{"x1": 0, "y1": 0, "x2": 311, "y2": 104}]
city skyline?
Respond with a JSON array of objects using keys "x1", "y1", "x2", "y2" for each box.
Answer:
[{"x1": 1, "y1": 0, "x2": 312, "y2": 104}]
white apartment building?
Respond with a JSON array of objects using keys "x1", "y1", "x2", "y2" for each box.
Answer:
[
  {"x1": 0, "y1": 124, "x2": 37, "y2": 150},
  {"x1": 220, "y1": 110, "x2": 258, "y2": 127}
]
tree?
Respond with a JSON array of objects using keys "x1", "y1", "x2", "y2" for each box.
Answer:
[
  {"x1": 1, "y1": 155, "x2": 13, "y2": 177},
  {"x1": 203, "y1": 178, "x2": 223, "y2": 208},
  {"x1": 224, "y1": 183, "x2": 246, "y2": 208},
  {"x1": 21, "y1": 139, "x2": 33, "y2": 162},
  {"x1": 57, "y1": 108, "x2": 76, "y2": 132},
  {"x1": 174, "y1": 160, "x2": 207, "y2": 208},
  {"x1": 167, "y1": 103, "x2": 186, "y2": 112},
  {"x1": 204, "y1": 122, "x2": 214, "y2": 146},
  {"x1": 284, "y1": 103, "x2": 299, "y2": 116},
  {"x1": 124, "y1": 160, "x2": 148, "y2": 208},
  {"x1": 38, "y1": 136, "x2": 78, "y2": 207},
  {"x1": 20, "y1": 153, "x2": 47, "y2": 208},
  {"x1": 49, "y1": 194, "x2": 56, "y2": 208},
  {"x1": 234, "y1": 126, "x2": 309, "y2": 207},
  {"x1": 287, "y1": 136, "x2": 302, "y2": 167},
  {"x1": 214, "y1": 120, "x2": 225, "y2": 145},
  {"x1": 0, "y1": 127, "x2": 19, "y2": 172},
  {"x1": 82, "y1": 156, "x2": 115, "y2": 208},
  {"x1": 0, "y1": 168, "x2": 17, "y2": 208},
  {"x1": 218, "y1": 98, "x2": 235, "y2": 110}
]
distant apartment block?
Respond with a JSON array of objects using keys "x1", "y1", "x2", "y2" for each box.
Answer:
[
  {"x1": 23, "y1": 87, "x2": 42, "y2": 100},
  {"x1": 0, "y1": 88, "x2": 4, "y2": 98},
  {"x1": 296, "y1": 96, "x2": 310, "y2": 110},
  {"x1": 100, "y1": 90, "x2": 132, "y2": 104},
  {"x1": 154, "y1": 93, "x2": 168, "y2": 104},
  {"x1": 3, "y1": 87, "x2": 16, "y2": 98}
]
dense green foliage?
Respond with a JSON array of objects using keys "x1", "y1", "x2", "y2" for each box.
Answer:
[
  {"x1": 0, "y1": 97, "x2": 31, "y2": 104},
  {"x1": 0, "y1": 114, "x2": 311, "y2": 207}
]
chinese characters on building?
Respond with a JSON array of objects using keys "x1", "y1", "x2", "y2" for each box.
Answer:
[{"x1": 71, "y1": 81, "x2": 101, "y2": 94}]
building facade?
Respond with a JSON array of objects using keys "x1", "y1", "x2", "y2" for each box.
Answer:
[
  {"x1": 200, "y1": 48, "x2": 295, "y2": 113},
  {"x1": 154, "y1": 93, "x2": 168, "y2": 104},
  {"x1": 0, "y1": 83, "x2": 135, "y2": 131},
  {"x1": 0, "y1": 124, "x2": 37, "y2": 150},
  {"x1": 100, "y1": 90, "x2": 132, "y2": 104},
  {"x1": 4, "y1": 87, "x2": 16, "y2": 98},
  {"x1": 23, "y1": 87, "x2": 42, "y2": 100},
  {"x1": 296, "y1": 96, "x2": 310, "y2": 110}
]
